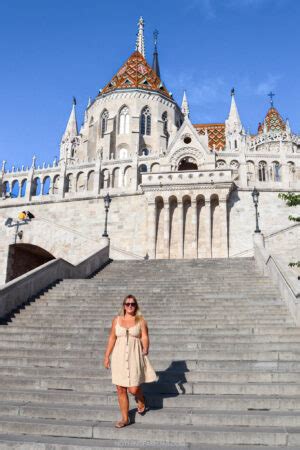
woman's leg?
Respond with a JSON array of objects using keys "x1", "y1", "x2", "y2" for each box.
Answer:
[
  {"x1": 128, "y1": 386, "x2": 145, "y2": 411},
  {"x1": 116, "y1": 385, "x2": 129, "y2": 422}
]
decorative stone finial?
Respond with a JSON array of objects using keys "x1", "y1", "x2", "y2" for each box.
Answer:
[
  {"x1": 1, "y1": 160, "x2": 6, "y2": 173},
  {"x1": 136, "y1": 17, "x2": 145, "y2": 57},
  {"x1": 31, "y1": 155, "x2": 36, "y2": 169}
]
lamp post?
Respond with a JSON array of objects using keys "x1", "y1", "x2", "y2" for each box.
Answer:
[
  {"x1": 102, "y1": 193, "x2": 112, "y2": 237},
  {"x1": 251, "y1": 187, "x2": 261, "y2": 233}
]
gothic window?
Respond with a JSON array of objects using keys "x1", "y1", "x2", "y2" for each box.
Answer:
[
  {"x1": 162, "y1": 111, "x2": 168, "y2": 135},
  {"x1": 258, "y1": 161, "x2": 267, "y2": 182},
  {"x1": 100, "y1": 110, "x2": 109, "y2": 138},
  {"x1": 140, "y1": 106, "x2": 151, "y2": 136},
  {"x1": 119, "y1": 106, "x2": 129, "y2": 134},
  {"x1": 20, "y1": 179, "x2": 27, "y2": 197},
  {"x1": 42, "y1": 176, "x2": 51, "y2": 195},
  {"x1": 216, "y1": 160, "x2": 226, "y2": 169}
]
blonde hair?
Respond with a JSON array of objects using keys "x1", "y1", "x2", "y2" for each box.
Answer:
[{"x1": 119, "y1": 294, "x2": 143, "y2": 323}]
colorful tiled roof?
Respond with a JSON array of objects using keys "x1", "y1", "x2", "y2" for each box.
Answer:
[
  {"x1": 257, "y1": 107, "x2": 286, "y2": 134},
  {"x1": 101, "y1": 51, "x2": 171, "y2": 98},
  {"x1": 194, "y1": 123, "x2": 225, "y2": 150}
]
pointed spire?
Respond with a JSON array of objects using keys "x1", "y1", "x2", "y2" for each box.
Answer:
[
  {"x1": 152, "y1": 30, "x2": 161, "y2": 79},
  {"x1": 63, "y1": 98, "x2": 78, "y2": 139},
  {"x1": 31, "y1": 155, "x2": 36, "y2": 169},
  {"x1": 181, "y1": 90, "x2": 190, "y2": 118},
  {"x1": 228, "y1": 88, "x2": 241, "y2": 125},
  {"x1": 136, "y1": 17, "x2": 145, "y2": 57}
]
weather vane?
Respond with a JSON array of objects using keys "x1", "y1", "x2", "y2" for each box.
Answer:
[{"x1": 268, "y1": 91, "x2": 275, "y2": 107}]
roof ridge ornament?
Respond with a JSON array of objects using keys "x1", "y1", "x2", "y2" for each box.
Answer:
[{"x1": 136, "y1": 17, "x2": 145, "y2": 57}]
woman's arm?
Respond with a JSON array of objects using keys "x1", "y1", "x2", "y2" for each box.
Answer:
[
  {"x1": 103, "y1": 317, "x2": 117, "y2": 368},
  {"x1": 140, "y1": 319, "x2": 149, "y2": 356}
]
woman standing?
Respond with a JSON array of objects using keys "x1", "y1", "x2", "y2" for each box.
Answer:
[{"x1": 104, "y1": 294, "x2": 157, "y2": 428}]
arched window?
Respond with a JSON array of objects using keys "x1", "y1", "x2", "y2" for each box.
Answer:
[
  {"x1": 87, "y1": 171, "x2": 95, "y2": 191},
  {"x1": 11, "y1": 180, "x2": 20, "y2": 198},
  {"x1": 271, "y1": 161, "x2": 281, "y2": 182},
  {"x1": 246, "y1": 161, "x2": 255, "y2": 181},
  {"x1": 119, "y1": 148, "x2": 128, "y2": 159},
  {"x1": 139, "y1": 148, "x2": 150, "y2": 156},
  {"x1": 119, "y1": 106, "x2": 129, "y2": 134},
  {"x1": 100, "y1": 110, "x2": 109, "y2": 138},
  {"x1": 162, "y1": 111, "x2": 168, "y2": 136},
  {"x1": 139, "y1": 164, "x2": 147, "y2": 173},
  {"x1": 65, "y1": 173, "x2": 73, "y2": 193},
  {"x1": 42, "y1": 176, "x2": 51, "y2": 195},
  {"x1": 140, "y1": 106, "x2": 151, "y2": 136},
  {"x1": 258, "y1": 161, "x2": 267, "y2": 182},
  {"x1": 20, "y1": 179, "x2": 27, "y2": 197}
]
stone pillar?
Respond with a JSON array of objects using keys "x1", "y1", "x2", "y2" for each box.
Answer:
[
  {"x1": 178, "y1": 202, "x2": 184, "y2": 259},
  {"x1": 191, "y1": 200, "x2": 198, "y2": 258},
  {"x1": 147, "y1": 201, "x2": 156, "y2": 259},
  {"x1": 219, "y1": 199, "x2": 228, "y2": 258},
  {"x1": 25, "y1": 168, "x2": 34, "y2": 202},
  {"x1": 204, "y1": 200, "x2": 212, "y2": 258},
  {"x1": 164, "y1": 202, "x2": 170, "y2": 259}
]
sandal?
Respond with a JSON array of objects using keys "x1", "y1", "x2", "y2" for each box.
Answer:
[
  {"x1": 115, "y1": 418, "x2": 130, "y2": 428},
  {"x1": 136, "y1": 396, "x2": 147, "y2": 415}
]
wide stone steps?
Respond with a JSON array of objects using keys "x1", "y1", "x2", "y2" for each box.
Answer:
[{"x1": 1, "y1": 257, "x2": 300, "y2": 448}]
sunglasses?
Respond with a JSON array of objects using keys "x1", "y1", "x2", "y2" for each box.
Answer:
[{"x1": 124, "y1": 302, "x2": 136, "y2": 307}]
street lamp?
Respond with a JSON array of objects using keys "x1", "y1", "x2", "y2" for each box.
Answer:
[
  {"x1": 102, "y1": 193, "x2": 112, "y2": 237},
  {"x1": 251, "y1": 187, "x2": 261, "y2": 233}
]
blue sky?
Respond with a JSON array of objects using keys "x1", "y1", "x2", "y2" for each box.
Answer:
[{"x1": 0, "y1": 0, "x2": 299, "y2": 168}]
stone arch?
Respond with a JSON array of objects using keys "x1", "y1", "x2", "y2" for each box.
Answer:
[
  {"x1": 76, "y1": 172, "x2": 85, "y2": 192},
  {"x1": 11, "y1": 180, "x2": 20, "y2": 198},
  {"x1": 101, "y1": 169, "x2": 110, "y2": 189},
  {"x1": 117, "y1": 143, "x2": 129, "y2": 160},
  {"x1": 112, "y1": 167, "x2": 121, "y2": 188},
  {"x1": 65, "y1": 173, "x2": 73, "y2": 193},
  {"x1": 258, "y1": 160, "x2": 267, "y2": 182},
  {"x1": 216, "y1": 159, "x2": 226, "y2": 169},
  {"x1": 155, "y1": 196, "x2": 164, "y2": 259},
  {"x1": 169, "y1": 147, "x2": 204, "y2": 170},
  {"x1": 230, "y1": 160, "x2": 239, "y2": 170},
  {"x1": 42, "y1": 176, "x2": 51, "y2": 195},
  {"x1": 32, "y1": 177, "x2": 41, "y2": 196},
  {"x1": 124, "y1": 166, "x2": 132, "y2": 188},
  {"x1": 52, "y1": 175, "x2": 60, "y2": 194},
  {"x1": 6, "y1": 243, "x2": 55, "y2": 282},
  {"x1": 118, "y1": 105, "x2": 130, "y2": 134},
  {"x1": 87, "y1": 170, "x2": 95, "y2": 191},
  {"x1": 20, "y1": 179, "x2": 27, "y2": 197},
  {"x1": 178, "y1": 157, "x2": 198, "y2": 171},
  {"x1": 2, "y1": 181, "x2": 10, "y2": 197},
  {"x1": 169, "y1": 195, "x2": 179, "y2": 259},
  {"x1": 246, "y1": 160, "x2": 255, "y2": 182},
  {"x1": 151, "y1": 162, "x2": 160, "y2": 173},
  {"x1": 271, "y1": 160, "x2": 281, "y2": 182}
]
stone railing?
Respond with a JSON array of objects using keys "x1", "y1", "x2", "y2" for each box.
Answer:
[
  {"x1": 141, "y1": 169, "x2": 233, "y2": 190},
  {"x1": 0, "y1": 240, "x2": 110, "y2": 319},
  {"x1": 253, "y1": 233, "x2": 300, "y2": 325}
]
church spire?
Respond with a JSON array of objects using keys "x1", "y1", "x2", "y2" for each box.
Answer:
[
  {"x1": 152, "y1": 30, "x2": 161, "y2": 79},
  {"x1": 63, "y1": 97, "x2": 78, "y2": 139},
  {"x1": 228, "y1": 88, "x2": 241, "y2": 125},
  {"x1": 136, "y1": 17, "x2": 145, "y2": 57},
  {"x1": 181, "y1": 90, "x2": 190, "y2": 118}
]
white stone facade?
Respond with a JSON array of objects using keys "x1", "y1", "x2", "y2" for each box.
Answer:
[{"x1": 0, "y1": 24, "x2": 299, "y2": 285}]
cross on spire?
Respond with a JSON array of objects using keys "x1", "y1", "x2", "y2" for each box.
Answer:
[
  {"x1": 268, "y1": 91, "x2": 275, "y2": 107},
  {"x1": 153, "y1": 29, "x2": 159, "y2": 49}
]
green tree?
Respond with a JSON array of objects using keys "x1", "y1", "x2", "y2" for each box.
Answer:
[{"x1": 278, "y1": 193, "x2": 300, "y2": 267}]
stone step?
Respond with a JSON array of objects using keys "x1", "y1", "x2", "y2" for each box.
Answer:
[
  {"x1": 3, "y1": 401, "x2": 300, "y2": 428},
  {"x1": 0, "y1": 376, "x2": 300, "y2": 396},
  {"x1": 0, "y1": 416, "x2": 298, "y2": 446},
  {"x1": 2, "y1": 389, "x2": 300, "y2": 410}
]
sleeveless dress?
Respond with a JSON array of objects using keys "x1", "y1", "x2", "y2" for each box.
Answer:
[{"x1": 111, "y1": 317, "x2": 157, "y2": 387}]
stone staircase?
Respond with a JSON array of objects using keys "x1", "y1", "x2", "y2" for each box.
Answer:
[{"x1": 0, "y1": 258, "x2": 300, "y2": 449}]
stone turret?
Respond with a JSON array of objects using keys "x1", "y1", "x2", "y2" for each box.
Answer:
[
  {"x1": 181, "y1": 91, "x2": 190, "y2": 118},
  {"x1": 60, "y1": 98, "x2": 79, "y2": 161},
  {"x1": 225, "y1": 88, "x2": 244, "y2": 151}
]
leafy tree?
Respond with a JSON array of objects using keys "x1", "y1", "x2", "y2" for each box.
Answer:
[{"x1": 278, "y1": 193, "x2": 300, "y2": 267}]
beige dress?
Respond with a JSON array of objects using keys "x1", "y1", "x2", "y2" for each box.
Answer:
[{"x1": 111, "y1": 317, "x2": 157, "y2": 387}]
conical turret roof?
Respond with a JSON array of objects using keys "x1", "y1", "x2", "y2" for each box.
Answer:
[{"x1": 101, "y1": 51, "x2": 171, "y2": 98}]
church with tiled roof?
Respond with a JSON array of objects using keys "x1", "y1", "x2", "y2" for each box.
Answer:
[{"x1": 0, "y1": 17, "x2": 299, "y2": 273}]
